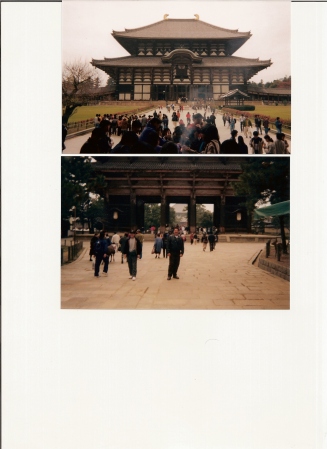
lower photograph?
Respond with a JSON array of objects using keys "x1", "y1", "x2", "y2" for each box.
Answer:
[{"x1": 61, "y1": 156, "x2": 290, "y2": 310}]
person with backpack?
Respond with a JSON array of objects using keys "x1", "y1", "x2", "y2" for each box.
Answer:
[
  {"x1": 93, "y1": 231, "x2": 109, "y2": 277},
  {"x1": 250, "y1": 131, "x2": 263, "y2": 154}
]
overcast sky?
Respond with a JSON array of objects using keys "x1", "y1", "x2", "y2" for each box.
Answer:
[{"x1": 62, "y1": 1, "x2": 290, "y2": 85}]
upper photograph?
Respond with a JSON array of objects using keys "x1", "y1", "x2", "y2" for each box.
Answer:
[{"x1": 62, "y1": 1, "x2": 291, "y2": 155}]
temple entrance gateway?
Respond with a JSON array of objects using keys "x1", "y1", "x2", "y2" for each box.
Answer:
[{"x1": 91, "y1": 157, "x2": 249, "y2": 233}]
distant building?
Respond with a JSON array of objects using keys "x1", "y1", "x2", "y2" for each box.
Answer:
[
  {"x1": 247, "y1": 85, "x2": 291, "y2": 103},
  {"x1": 92, "y1": 16, "x2": 272, "y2": 101}
]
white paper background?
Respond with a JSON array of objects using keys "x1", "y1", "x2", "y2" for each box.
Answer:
[{"x1": 2, "y1": 2, "x2": 327, "y2": 448}]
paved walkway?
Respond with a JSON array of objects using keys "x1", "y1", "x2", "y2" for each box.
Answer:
[
  {"x1": 63, "y1": 106, "x2": 291, "y2": 154},
  {"x1": 61, "y1": 241, "x2": 290, "y2": 309}
]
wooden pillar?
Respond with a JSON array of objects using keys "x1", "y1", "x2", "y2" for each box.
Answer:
[
  {"x1": 130, "y1": 192, "x2": 137, "y2": 230},
  {"x1": 213, "y1": 198, "x2": 220, "y2": 228},
  {"x1": 220, "y1": 195, "x2": 226, "y2": 233},
  {"x1": 160, "y1": 194, "x2": 167, "y2": 233},
  {"x1": 136, "y1": 200, "x2": 145, "y2": 230},
  {"x1": 189, "y1": 195, "x2": 196, "y2": 232}
]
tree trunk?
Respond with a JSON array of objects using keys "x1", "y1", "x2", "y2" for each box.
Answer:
[{"x1": 279, "y1": 215, "x2": 288, "y2": 254}]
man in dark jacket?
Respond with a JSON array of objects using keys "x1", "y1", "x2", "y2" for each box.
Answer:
[
  {"x1": 220, "y1": 130, "x2": 239, "y2": 154},
  {"x1": 123, "y1": 230, "x2": 142, "y2": 280},
  {"x1": 166, "y1": 227, "x2": 184, "y2": 280},
  {"x1": 139, "y1": 117, "x2": 162, "y2": 145},
  {"x1": 208, "y1": 232, "x2": 215, "y2": 252},
  {"x1": 94, "y1": 231, "x2": 109, "y2": 277}
]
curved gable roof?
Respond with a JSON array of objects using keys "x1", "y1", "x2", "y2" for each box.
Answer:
[{"x1": 112, "y1": 18, "x2": 251, "y2": 40}]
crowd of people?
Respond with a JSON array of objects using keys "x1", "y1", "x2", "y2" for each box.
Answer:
[
  {"x1": 89, "y1": 226, "x2": 218, "y2": 281},
  {"x1": 221, "y1": 113, "x2": 290, "y2": 154},
  {"x1": 79, "y1": 107, "x2": 290, "y2": 155}
]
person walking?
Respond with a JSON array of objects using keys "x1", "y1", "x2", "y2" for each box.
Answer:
[
  {"x1": 263, "y1": 117, "x2": 270, "y2": 135},
  {"x1": 275, "y1": 117, "x2": 282, "y2": 133},
  {"x1": 250, "y1": 131, "x2": 263, "y2": 154},
  {"x1": 171, "y1": 112, "x2": 179, "y2": 130},
  {"x1": 229, "y1": 115, "x2": 236, "y2": 132},
  {"x1": 162, "y1": 231, "x2": 169, "y2": 258},
  {"x1": 255, "y1": 115, "x2": 262, "y2": 134},
  {"x1": 154, "y1": 233, "x2": 163, "y2": 258},
  {"x1": 166, "y1": 228, "x2": 184, "y2": 280},
  {"x1": 119, "y1": 232, "x2": 129, "y2": 264},
  {"x1": 263, "y1": 135, "x2": 275, "y2": 154},
  {"x1": 193, "y1": 232, "x2": 198, "y2": 245},
  {"x1": 208, "y1": 232, "x2": 215, "y2": 252},
  {"x1": 123, "y1": 230, "x2": 142, "y2": 281},
  {"x1": 93, "y1": 231, "x2": 109, "y2": 277},
  {"x1": 89, "y1": 232, "x2": 100, "y2": 261},
  {"x1": 239, "y1": 114, "x2": 245, "y2": 132},
  {"x1": 201, "y1": 233, "x2": 208, "y2": 251},
  {"x1": 135, "y1": 230, "x2": 144, "y2": 259},
  {"x1": 237, "y1": 135, "x2": 248, "y2": 154},
  {"x1": 243, "y1": 116, "x2": 252, "y2": 138}
]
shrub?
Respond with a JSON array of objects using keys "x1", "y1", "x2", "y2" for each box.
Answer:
[{"x1": 222, "y1": 105, "x2": 255, "y2": 111}]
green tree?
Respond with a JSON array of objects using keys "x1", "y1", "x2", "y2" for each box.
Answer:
[
  {"x1": 196, "y1": 204, "x2": 213, "y2": 228},
  {"x1": 144, "y1": 204, "x2": 161, "y2": 230},
  {"x1": 144, "y1": 204, "x2": 176, "y2": 230},
  {"x1": 234, "y1": 158, "x2": 290, "y2": 251},
  {"x1": 182, "y1": 204, "x2": 213, "y2": 228},
  {"x1": 61, "y1": 157, "x2": 106, "y2": 236}
]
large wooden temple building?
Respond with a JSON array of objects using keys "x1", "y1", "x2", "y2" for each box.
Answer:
[{"x1": 92, "y1": 15, "x2": 272, "y2": 102}]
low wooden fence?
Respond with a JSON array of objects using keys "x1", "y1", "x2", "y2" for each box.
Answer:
[{"x1": 61, "y1": 241, "x2": 83, "y2": 265}]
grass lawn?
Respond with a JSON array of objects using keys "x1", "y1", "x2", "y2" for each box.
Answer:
[
  {"x1": 244, "y1": 105, "x2": 291, "y2": 121},
  {"x1": 67, "y1": 105, "x2": 154, "y2": 122}
]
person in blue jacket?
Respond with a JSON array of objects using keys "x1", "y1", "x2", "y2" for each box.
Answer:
[{"x1": 94, "y1": 231, "x2": 109, "y2": 277}]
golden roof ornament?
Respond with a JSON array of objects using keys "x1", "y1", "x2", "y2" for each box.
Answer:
[
  {"x1": 194, "y1": 14, "x2": 199, "y2": 20},
  {"x1": 163, "y1": 14, "x2": 169, "y2": 20}
]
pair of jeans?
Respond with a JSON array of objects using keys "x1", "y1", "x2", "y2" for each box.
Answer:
[{"x1": 128, "y1": 250, "x2": 137, "y2": 277}]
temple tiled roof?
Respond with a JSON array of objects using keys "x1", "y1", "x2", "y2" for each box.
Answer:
[
  {"x1": 112, "y1": 18, "x2": 251, "y2": 40},
  {"x1": 247, "y1": 86, "x2": 291, "y2": 95},
  {"x1": 93, "y1": 55, "x2": 271, "y2": 69},
  {"x1": 91, "y1": 157, "x2": 244, "y2": 171},
  {"x1": 220, "y1": 89, "x2": 250, "y2": 98}
]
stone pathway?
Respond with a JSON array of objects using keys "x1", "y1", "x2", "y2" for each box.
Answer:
[
  {"x1": 61, "y1": 241, "x2": 290, "y2": 310},
  {"x1": 62, "y1": 106, "x2": 291, "y2": 154}
]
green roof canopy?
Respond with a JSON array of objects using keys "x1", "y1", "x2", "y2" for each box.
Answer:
[{"x1": 253, "y1": 201, "x2": 290, "y2": 220}]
